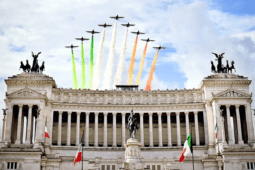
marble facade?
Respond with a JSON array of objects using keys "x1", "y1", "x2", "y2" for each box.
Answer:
[{"x1": 0, "y1": 72, "x2": 255, "y2": 170}]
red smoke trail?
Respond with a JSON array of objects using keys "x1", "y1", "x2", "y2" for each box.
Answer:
[
  {"x1": 127, "y1": 36, "x2": 138, "y2": 85},
  {"x1": 136, "y1": 42, "x2": 148, "y2": 85},
  {"x1": 145, "y1": 51, "x2": 159, "y2": 91}
]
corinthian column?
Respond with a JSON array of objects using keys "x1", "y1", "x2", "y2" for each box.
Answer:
[
  {"x1": 149, "y1": 112, "x2": 153, "y2": 147},
  {"x1": 104, "y1": 112, "x2": 108, "y2": 147},
  {"x1": 15, "y1": 104, "x2": 23, "y2": 144},
  {"x1": 85, "y1": 112, "x2": 89, "y2": 147},
  {"x1": 25, "y1": 104, "x2": 33, "y2": 144},
  {"x1": 94, "y1": 112, "x2": 99, "y2": 147},
  {"x1": 176, "y1": 112, "x2": 181, "y2": 146},
  {"x1": 167, "y1": 112, "x2": 172, "y2": 146},
  {"x1": 57, "y1": 111, "x2": 63, "y2": 146},
  {"x1": 112, "y1": 112, "x2": 117, "y2": 147},
  {"x1": 158, "y1": 112, "x2": 163, "y2": 147},
  {"x1": 194, "y1": 111, "x2": 200, "y2": 146},
  {"x1": 185, "y1": 111, "x2": 190, "y2": 139},
  {"x1": 235, "y1": 105, "x2": 244, "y2": 144},
  {"x1": 76, "y1": 112, "x2": 81, "y2": 146},
  {"x1": 139, "y1": 112, "x2": 144, "y2": 147},
  {"x1": 226, "y1": 105, "x2": 234, "y2": 145},
  {"x1": 67, "y1": 111, "x2": 72, "y2": 146},
  {"x1": 122, "y1": 112, "x2": 126, "y2": 147}
]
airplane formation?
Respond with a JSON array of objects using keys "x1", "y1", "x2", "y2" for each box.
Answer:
[{"x1": 66, "y1": 14, "x2": 166, "y2": 50}]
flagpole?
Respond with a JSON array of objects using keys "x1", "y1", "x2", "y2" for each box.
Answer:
[
  {"x1": 191, "y1": 129, "x2": 194, "y2": 170},
  {"x1": 81, "y1": 123, "x2": 85, "y2": 170}
]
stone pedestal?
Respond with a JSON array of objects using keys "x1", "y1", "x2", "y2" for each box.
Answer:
[{"x1": 124, "y1": 138, "x2": 143, "y2": 170}]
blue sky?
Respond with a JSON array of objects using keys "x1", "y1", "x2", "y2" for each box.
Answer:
[{"x1": 1, "y1": 0, "x2": 255, "y2": 138}]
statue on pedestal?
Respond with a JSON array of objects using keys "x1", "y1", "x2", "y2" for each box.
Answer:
[{"x1": 127, "y1": 110, "x2": 139, "y2": 138}]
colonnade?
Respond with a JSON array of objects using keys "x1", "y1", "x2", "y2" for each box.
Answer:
[{"x1": 54, "y1": 111, "x2": 206, "y2": 147}]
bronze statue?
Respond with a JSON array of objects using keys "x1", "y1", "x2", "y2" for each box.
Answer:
[
  {"x1": 25, "y1": 60, "x2": 31, "y2": 73},
  {"x1": 31, "y1": 52, "x2": 41, "y2": 72},
  {"x1": 2, "y1": 109, "x2": 7, "y2": 117},
  {"x1": 211, "y1": 61, "x2": 216, "y2": 73},
  {"x1": 229, "y1": 61, "x2": 236, "y2": 73},
  {"x1": 212, "y1": 52, "x2": 225, "y2": 73},
  {"x1": 40, "y1": 61, "x2": 45, "y2": 73},
  {"x1": 127, "y1": 110, "x2": 139, "y2": 138},
  {"x1": 19, "y1": 61, "x2": 26, "y2": 72}
]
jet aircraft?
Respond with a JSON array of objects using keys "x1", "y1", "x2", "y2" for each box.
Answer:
[
  {"x1": 75, "y1": 37, "x2": 89, "y2": 42},
  {"x1": 141, "y1": 38, "x2": 155, "y2": 42},
  {"x1": 121, "y1": 22, "x2": 135, "y2": 27},
  {"x1": 65, "y1": 44, "x2": 79, "y2": 52},
  {"x1": 131, "y1": 31, "x2": 145, "y2": 36},
  {"x1": 153, "y1": 46, "x2": 166, "y2": 50},
  {"x1": 110, "y1": 15, "x2": 124, "y2": 20},
  {"x1": 86, "y1": 30, "x2": 100, "y2": 35},
  {"x1": 98, "y1": 23, "x2": 112, "y2": 28}
]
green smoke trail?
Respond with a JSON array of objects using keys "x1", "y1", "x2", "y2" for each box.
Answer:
[
  {"x1": 89, "y1": 36, "x2": 94, "y2": 89},
  {"x1": 81, "y1": 43, "x2": 86, "y2": 89},
  {"x1": 72, "y1": 51, "x2": 79, "y2": 89}
]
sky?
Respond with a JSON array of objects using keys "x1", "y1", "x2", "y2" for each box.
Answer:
[{"x1": 0, "y1": 0, "x2": 255, "y2": 140}]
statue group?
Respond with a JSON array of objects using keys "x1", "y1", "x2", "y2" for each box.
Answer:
[
  {"x1": 127, "y1": 110, "x2": 139, "y2": 138},
  {"x1": 211, "y1": 52, "x2": 236, "y2": 73},
  {"x1": 19, "y1": 52, "x2": 45, "y2": 73}
]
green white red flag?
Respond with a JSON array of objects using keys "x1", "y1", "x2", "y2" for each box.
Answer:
[
  {"x1": 44, "y1": 126, "x2": 50, "y2": 138},
  {"x1": 73, "y1": 143, "x2": 82, "y2": 165},
  {"x1": 179, "y1": 134, "x2": 193, "y2": 162},
  {"x1": 215, "y1": 123, "x2": 218, "y2": 139}
]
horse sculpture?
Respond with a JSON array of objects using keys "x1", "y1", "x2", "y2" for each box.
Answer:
[
  {"x1": 228, "y1": 61, "x2": 236, "y2": 73},
  {"x1": 127, "y1": 110, "x2": 139, "y2": 138},
  {"x1": 40, "y1": 61, "x2": 45, "y2": 73},
  {"x1": 211, "y1": 61, "x2": 216, "y2": 73},
  {"x1": 25, "y1": 60, "x2": 31, "y2": 72},
  {"x1": 19, "y1": 61, "x2": 27, "y2": 72}
]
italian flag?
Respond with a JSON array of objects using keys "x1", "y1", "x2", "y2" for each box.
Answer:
[
  {"x1": 73, "y1": 143, "x2": 82, "y2": 165},
  {"x1": 44, "y1": 126, "x2": 50, "y2": 138},
  {"x1": 215, "y1": 123, "x2": 218, "y2": 139},
  {"x1": 179, "y1": 134, "x2": 193, "y2": 162}
]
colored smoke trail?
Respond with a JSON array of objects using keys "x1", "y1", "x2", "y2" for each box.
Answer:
[
  {"x1": 71, "y1": 51, "x2": 79, "y2": 89},
  {"x1": 136, "y1": 42, "x2": 148, "y2": 85},
  {"x1": 81, "y1": 43, "x2": 86, "y2": 89},
  {"x1": 127, "y1": 36, "x2": 138, "y2": 85},
  {"x1": 92, "y1": 28, "x2": 105, "y2": 90},
  {"x1": 89, "y1": 36, "x2": 94, "y2": 89},
  {"x1": 103, "y1": 21, "x2": 117, "y2": 89},
  {"x1": 114, "y1": 27, "x2": 128, "y2": 86},
  {"x1": 145, "y1": 51, "x2": 159, "y2": 91}
]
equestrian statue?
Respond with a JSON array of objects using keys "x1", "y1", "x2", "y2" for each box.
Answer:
[
  {"x1": 127, "y1": 110, "x2": 139, "y2": 138},
  {"x1": 19, "y1": 51, "x2": 45, "y2": 73}
]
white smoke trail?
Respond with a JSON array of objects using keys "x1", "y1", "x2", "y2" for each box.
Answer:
[
  {"x1": 92, "y1": 28, "x2": 106, "y2": 90},
  {"x1": 114, "y1": 27, "x2": 128, "y2": 87},
  {"x1": 102, "y1": 21, "x2": 117, "y2": 90}
]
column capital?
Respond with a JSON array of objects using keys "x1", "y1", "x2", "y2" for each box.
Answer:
[
  {"x1": 68, "y1": 111, "x2": 72, "y2": 115},
  {"x1": 184, "y1": 111, "x2": 189, "y2": 115},
  {"x1": 59, "y1": 111, "x2": 63, "y2": 115},
  {"x1": 235, "y1": 104, "x2": 240, "y2": 108},
  {"x1": 148, "y1": 112, "x2": 153, "y2": 116},
  {"x1": 175, "y1": 112, "x2": 180, "y2": 116},
  {"x1": 86, "y1": 112, "x2": 90, "y2": 116},
  {"x1": 76, "y1": 112, "x2": 81, "y2": 115},
  {"x1": 18, "y1": 104, "x2": 23, "y2": 108},
  {"x1": 122, "y1": 112, "x2": 126, "y2": 116},
  {"x1": 244, "y1": 104, "x2": 247, "y2": 108},
  {"x1": 139, "y1": 112, "x2": 144, "y2": 116},
  {"x1": 157, "y1": 112, "x2": 162, "y2": 116},
  {"x1": 112, "y1": 112, "x2": 117, "y2": 116},
  {"x1": 94, "y1": 112, "x2": 99, "y2": 116},
  {"x1": 225, "y1": 105, "x2": 230, "y2": 108},
  {"x1": 104, "y1": 112, "x2": 108, "y2": 116},
  {"x1": 194, "y1": 111, "x2": 198, "y2": 115},
  {"x1": 166, "y1": 112, "x2": 171, "y2": 116},
  {"x1": 28, "y1": 104, "x2": 33, "y2": 108}
]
